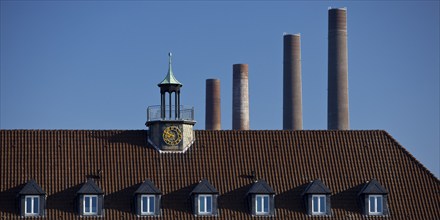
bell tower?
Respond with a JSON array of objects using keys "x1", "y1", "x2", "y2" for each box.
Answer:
[{"x1": 146, "y1": 53, "x2": 196, "y2": 152}]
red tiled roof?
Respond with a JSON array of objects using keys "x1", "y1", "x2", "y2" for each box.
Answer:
[{"x1": 1, "y1": 130, "x2": 439, "y2": 219}]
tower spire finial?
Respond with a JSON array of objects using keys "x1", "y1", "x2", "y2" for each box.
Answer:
[
  {"x1": 168, "y1": 52, "x2": 172, "y2": 65},
  {"x1": 158, "y1": 52, "x2": 182, "y2": 86},
  {"x1": 167, "y1": 52, "x2": 174, "y2": 79}
]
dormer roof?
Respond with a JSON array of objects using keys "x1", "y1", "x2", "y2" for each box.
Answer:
[
  {"x1": 77, "y1": 178, "x2": 104, "y2": 195},
  {"x1": 134, "y1": 179, "x2": 162, "y2": 194},
  {"x1": 358, "y1": 179, "x2": 388, "y2": 195},
  {"x1": 302, "y1": 179, "x2": 331, "y2": 195},
  {"x1": 247, "y1": 180, "x2": 275, "y2": 195},
  {"x1": 18, "y1": 180, "x2": 45, "y2": 195},
  {"x1": 191, "y1": 179, "x2": 218, "y2": 194}
]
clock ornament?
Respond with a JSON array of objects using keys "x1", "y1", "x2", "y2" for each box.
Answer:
[{"x1": 162, "y1": 126, "x2": 183, "y2": 146}]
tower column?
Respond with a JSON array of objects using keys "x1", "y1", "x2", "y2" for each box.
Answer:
[
  {"x1": 169, "y1": 93, "x2": 172, "y2": 119},
  {"x1": 232, "y1": 64, "x2": 250, "y2": 130},
  {"x1": 205, "y1": 79, "x2": 221, "y2": 130},
  {"x1": 177, "y1": 91, "x2": 181, "y2": 118},
  {"x1": 161, "y1": 92, "x2": 165, "y2": 119},
  {"x1": 328, "y1": 8, "x2": 350, "y2": 130},
  {"x1": 283, "y1": 34, "x2": 303, "y2": 130},
  {"x1": 174, "y1": 92, "x2": 179, "y2": 119}
]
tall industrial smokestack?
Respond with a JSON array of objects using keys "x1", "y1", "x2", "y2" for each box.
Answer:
[
  {"x1": 205, "y1": 79, "x2": 221, "y2": 130},
  {"x1": 232, "y1": 64, "x2": 249, "y2": 130},
  {"x1": 283, "y1": 34, "x2": 303, "y2": 130},
  {"x1": 328, "y1": 8, "x2": 350, "y2": 130}
]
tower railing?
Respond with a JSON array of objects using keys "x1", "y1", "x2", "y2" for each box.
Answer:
[{"x1": 147, "y1": 105, "x2": 194, "y2": 121}]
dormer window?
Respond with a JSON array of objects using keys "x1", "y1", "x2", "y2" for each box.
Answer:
[
  {"x1": 24, "y1": 195, "x2": 40, "y2": 216},
  {"x1": 191, "y1": 179, "x2": 219, "y2": 216},
  {"x1": 255, "y1": 194, "x2": 269, "y2": 215},
  {"x1": 198, "y1": 194, "x2": 213, "y2": 214},
  {"x1": 368, "y1": 195, "x2": 383, "y2": 215},
  {"x1": 76, "y1": 178, "x2": 104, "y2": 216},
  {"x1": 83, "y1": 195, "x2": 98, "y2": 215},
  {"x1": 247, "y1": 180, "x2": 275, "y2": 216},
  {"x1": 312, "y1": 195, "x2": 326, "y2": 214},
  {"x1": 302, "y1": 179, "x2": 331, "y2": 216},
  {"x1": 134, "y1": 180, "x2": 162, "y2": 216},
  {"x1": 358, "y1": 179, "x2": 389, "y2": 216},
  {"x1": 18, "y1": 180, "x2": 46, "y2": 217},
  {"x1": 141, "y1": 195, "x2": 155, "y2": 215}
]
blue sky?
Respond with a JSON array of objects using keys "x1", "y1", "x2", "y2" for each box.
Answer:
[{"x1": 1, "y1": 1, "x2": 439, "y2": 177}]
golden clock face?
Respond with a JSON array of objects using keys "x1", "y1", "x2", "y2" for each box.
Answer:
[{"x1": 162, "y1": 126, "x2": 183, "y2": 146}]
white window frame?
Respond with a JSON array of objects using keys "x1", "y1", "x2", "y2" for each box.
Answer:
[
  {"x1": 24, "y1": 195, "x2": 40, "y2": 216},
  {"x1": 83, "y1": 195, "x2": 98, "y2": 215},
  {"x1": 311, "y1": 195, "x2": 326, "y2": 215},
  {"x1": 140, "y1": 195, "x2": 155, "y2": 215},
  {"x1": 198, "y1": 194, "x2": 213, "y2": 215},
  {"x1": 368, "y1": 195, "x2": 383, "y2": 215},
  {"x1": 255, "y1": 195, "x2": 270, "y2": 215}
]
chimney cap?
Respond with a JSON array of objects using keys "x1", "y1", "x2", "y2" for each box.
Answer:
[
  {"x1": 283, "y1": 33, "x2": 301, "y2": 36},
  {"x1": 328, "y1": 7, "x2": 347, "y2": 11}
]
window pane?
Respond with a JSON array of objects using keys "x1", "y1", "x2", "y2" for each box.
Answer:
[
  {"x1": 199, "y1": 196, "x2": 205, "y2": 212},
  {"x1": 256, "y1": 196, "x2": 262, "y2": 212},
  {"x1": 369, "y1": 197, "x2": 376, "y2": 213},
  {"x1": 319, "y1": 196, "x2": 325, "y2": 212},
  {"x1": 313, "y1": 196, "x2": 318, "y2": 212},
  {"x1": 263, "y1": 196, "x2": 269, "y2": 213},
  {"x1": 84, "y1": 197, "x2": 90, "y2": 213},
  {"x1": 377, "y1": 196, "x2": 383, "y2": 213},
  {"x1": 142, "y1": 197, "x2": 148, "y2": 213},
  {"x1": 206, "y1": 196, "x2": 212, "y2": 213},
  {"x1": 26, "y1": 197, "x2": 32, "y2": 213},
  {"x1": 149, "y1": 197, "x2": 155, "y2": 213},
  {"x1": 33, "y1": 197, "x2": 39, "y2": 214},
  {"x1": 91, "y1": 196, "x2": 97, "y2": 213}
]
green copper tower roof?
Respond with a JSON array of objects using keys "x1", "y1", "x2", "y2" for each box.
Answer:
[{"x1": 158, "y1": 52, "x2": 182, "y2": 86}]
